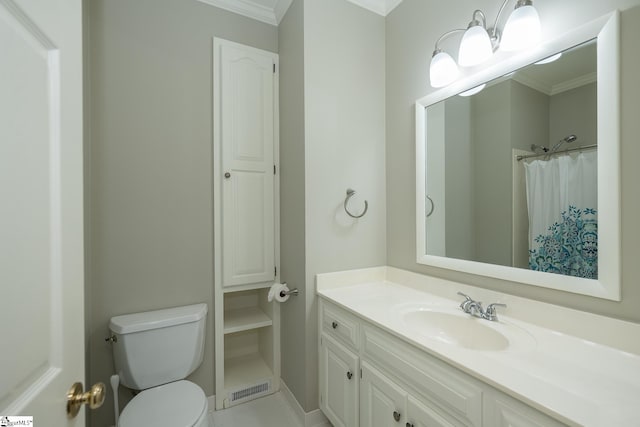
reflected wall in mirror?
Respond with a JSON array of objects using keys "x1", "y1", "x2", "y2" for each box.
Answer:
[
  {"x1": 425, "y1": 40, "x2": 598, "y2": 280},
  {"x1": 415, "y1": 11, "x2": 621, "y2": 301}
]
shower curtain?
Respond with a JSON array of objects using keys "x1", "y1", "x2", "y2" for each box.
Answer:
[{"x1": 524, "y1": 151, "x2": 597, "y2": 278}]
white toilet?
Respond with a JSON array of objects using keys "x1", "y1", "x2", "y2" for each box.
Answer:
[{"x1": 109, "y1": 303, "x2": 212, "y2": 427}]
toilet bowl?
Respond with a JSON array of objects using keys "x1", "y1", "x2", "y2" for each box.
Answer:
[{"x1": 109, "y1": 304, "x2": 212, "y2": 427}]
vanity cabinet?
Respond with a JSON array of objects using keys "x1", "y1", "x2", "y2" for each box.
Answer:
[{"x1": 319, "y1": 298, "x2": 568, "y2": 427}]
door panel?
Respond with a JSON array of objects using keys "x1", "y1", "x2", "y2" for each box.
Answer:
[
  {"x1": 0, "y1": 0, "x2": 84, "y2": 424},
  {"x1": 361, "y1": 362, "x2": 407, "y2": 427},
  {"x1": 217, "y1": 39, "x2": 276, "y2": 288},
  {"x1": 407, "y1": 396, "x2": 458, "y2": 427},
  {"x1": 319, "y1": 334, "x2": 358, "y2": 427}
]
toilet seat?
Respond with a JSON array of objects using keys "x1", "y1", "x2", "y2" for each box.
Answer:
[{"x1": 119, "y1": 380, "x2": 208, "y2": 427}]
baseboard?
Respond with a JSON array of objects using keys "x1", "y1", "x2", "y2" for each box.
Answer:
[
  {"x1": 280, "y1": 380, "x2": 330, "y2": 427},
  {"x1": 207, "y1": 394, "x2": 216, "y2": 413}
]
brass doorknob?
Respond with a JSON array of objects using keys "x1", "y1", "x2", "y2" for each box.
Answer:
[{"x1": 66, "y1": 382, "x2": 106, "y2": 418}]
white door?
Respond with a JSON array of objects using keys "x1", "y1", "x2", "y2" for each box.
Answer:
[
  {"x1": 213, "y1": 38, "x2": 278, "y2": 289},
  {"x1": 0, "y1": 0, "x2": 87, "y2": 424},
  {"x1": 360, "y1": 362, "x2": 407, "y2": 427},
  {"x1": 319, "y1": 334, "x2": 359, "y2": 427}
]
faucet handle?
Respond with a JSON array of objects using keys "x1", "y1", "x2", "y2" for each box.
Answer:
[
  {"x1": 484, "y1": 303, "x2": 507, "y2": 321},
  {"x1": 457, "y1": 291, "x2": 472, "y2": 301},
  {"x1": 457, "y1": 292, "x2": 473, "y2": 312}
]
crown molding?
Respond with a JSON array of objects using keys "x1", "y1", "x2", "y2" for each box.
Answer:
[
  {"x1": 196, "y1": 0, "x2": 293, "y2": 26},
  {"x1": 196, "y1": 0, "x2": 403, "y2": 25},
  {"x1": 345, "y1": 0, "x2": 403, "y2": 16}
]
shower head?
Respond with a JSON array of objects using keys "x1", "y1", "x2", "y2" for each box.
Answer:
[
  {"x1": 530, "y1": 144, "x2": 549, "y2": 153},
  {"x1": 548, "y1": 134, "x2": 579, "y2": 156}
]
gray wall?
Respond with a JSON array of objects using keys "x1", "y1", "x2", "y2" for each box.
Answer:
[
  {"x1": 511, "y1": 80, "x2": 550, "y2": 152},
  {"x1": 444, "y1": 98, "x2": 473, "y2": 261},
  {"x1": 386, "y1": 0, "x2": 640, "y2": 323},
  {"x1": 302, "y1": 0, "x2": 387, "y2": 410},
  {"x1": 86, "y1": 1, "x2": 277, "y2": 425},
  {"x1": 278, "y1": 0, "x2": 308, "y2": 410},
  {"x1": 471, "y1": 82, "x2": 512, "y2": 266},
  {"x1": 550, "y1": 82, "x2": 597, "y2": 146}
]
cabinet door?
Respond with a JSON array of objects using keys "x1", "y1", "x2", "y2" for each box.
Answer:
[
  {"x1": 319, "y1": 334, "x2": 359, "y2": 427},
  {"x1": 406, "y1": 396, "x2": 458, "y2": 427},
  {"x1": 214, "y1": 38, "x2": 277, "y2": 288},
  {"x1": 361, "y1": 362, "x2": 407, "y2": 427},
  {"x1": 483, "y1": 390, "x2": 567, "y2": 427}
]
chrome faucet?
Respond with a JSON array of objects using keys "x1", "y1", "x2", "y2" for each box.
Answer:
[
  {"x1": 457, "y1": 292, "x2": 506, "y2": 321},
  {"x1": 484, "y1": 303, "x2": 507, "y2": 321}
]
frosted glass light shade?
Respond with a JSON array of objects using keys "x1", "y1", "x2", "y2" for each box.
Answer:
[
  {"x1": 430, "y1": 51, "x2": 459, "y2": 88},
  {"x1": 458, "y1": 84, "x2": 486, "y2": 97},
  {"x1": 500, "y1": 5, "x2": 541, "y2": 51},
  {"x1": 458, "y1": 25, "x2": 493, "y2": 67}
]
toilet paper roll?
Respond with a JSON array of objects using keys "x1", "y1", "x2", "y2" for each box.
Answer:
[{"x1": 268, "y1": 283, "x2": 290, "y2": 303}]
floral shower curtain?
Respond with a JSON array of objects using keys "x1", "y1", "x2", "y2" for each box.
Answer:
[{"x1": 524, "y1": 151, "x2": 598, "y2": 278}]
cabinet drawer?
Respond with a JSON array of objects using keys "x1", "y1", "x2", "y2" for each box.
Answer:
[
  {"x1": 320, "y1": 300, "x2": 360, "y2": 350},
  {"x1": 362, "y1": 325, "x2": 482, "y2": 427}
]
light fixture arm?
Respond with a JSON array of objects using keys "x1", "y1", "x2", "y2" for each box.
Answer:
[
  {"x1": 470, "y1": 9, "x2": 488, "y2": 28},
  {"x1": 433, "y1": 28, "x2": 466, "y2": 53},
  {"x1": 491, "y1": 0, "x2": 512, "y2": 38}
]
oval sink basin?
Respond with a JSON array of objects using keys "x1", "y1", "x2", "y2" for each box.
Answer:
[{"x1": 401, "y1": 308, "x2": 535, "y2": 352}]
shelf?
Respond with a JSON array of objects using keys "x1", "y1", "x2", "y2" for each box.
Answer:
[
  {"x1": 224, "y1": 307, "x2": 272, "y2": 334},
  {"x1": 224, "y1": 353, "x2": 273, "y2": 391}
]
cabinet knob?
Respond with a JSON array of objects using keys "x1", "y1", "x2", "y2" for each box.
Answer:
[
  {"x1": 346, "y1": 371, "x2": 353, "y2": 380},
  {"x1": 393, "y1": 411, "x2": 401, "y2": 422},
  {"x1": 224, "y1": 172, "x2": 231, "y2": 178},
  {"x1": 332, "y1": 321, "x2": 338, "y2": 329}
]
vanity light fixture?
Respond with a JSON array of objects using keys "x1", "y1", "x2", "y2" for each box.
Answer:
[
  {"x1": 458, "y1": 84, "x2": 487, "y2": 97},
  {"x1": 535, "y1": 52, "x2": 562, "y2": 65},
  {"x1": 429, "y1": 0, "x2": 542, "y2": 88}
]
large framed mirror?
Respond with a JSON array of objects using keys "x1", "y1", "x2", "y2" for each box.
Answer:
[{"x1": 415, "y1": 11, "x2": 620, "y2": 300}]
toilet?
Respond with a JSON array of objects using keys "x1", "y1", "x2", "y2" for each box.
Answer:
[{"x1": 109, "y1": 303, "x2": 212, "y2": 427}]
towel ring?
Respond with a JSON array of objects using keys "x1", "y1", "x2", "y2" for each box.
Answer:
[
  {"x1": 425, "y1": 195, "x2": 435, "y2": 218},
  {"x1": 344, "y1": 188, "x2": 368, "y2": 219}
]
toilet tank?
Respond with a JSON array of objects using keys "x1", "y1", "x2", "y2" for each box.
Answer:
[{"x1": 109, "y1": 303, "x2": 208, "y2": 390}]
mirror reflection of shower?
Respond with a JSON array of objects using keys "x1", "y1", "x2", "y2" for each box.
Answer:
[
  {"x1": 548, "y1": 134, "x2": 578, "y2": 157},
  {"x1": 529, "y1": 134, "x2": 578, "y2": 159},
  {"x1": 530, "y1": 143, "x2": 549, "y2": 153}
]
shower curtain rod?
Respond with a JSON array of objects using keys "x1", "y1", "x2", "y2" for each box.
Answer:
[{"x1": 516, "y1": 144, "x2": 597, "y2": 162}]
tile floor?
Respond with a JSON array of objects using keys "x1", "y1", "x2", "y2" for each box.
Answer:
[{"x1": 210, "y1": 392, "x2": 303, "y2": 427}]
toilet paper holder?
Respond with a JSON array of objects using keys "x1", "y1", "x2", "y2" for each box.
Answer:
[{"x1": 280, "y1": 288, "x2": 299, "y2": 298}]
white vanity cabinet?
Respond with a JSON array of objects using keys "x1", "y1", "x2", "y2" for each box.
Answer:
[{"x1": 319, "y1": 298, "x2": 568, "y2": 427}]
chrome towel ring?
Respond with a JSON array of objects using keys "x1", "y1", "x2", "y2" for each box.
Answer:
[
  {"x1": 344, "y1": 188, "x2": 368, "y2": 219},
  {"x1": 426, "y1": 195, "x2": 435, "y2": 218}
]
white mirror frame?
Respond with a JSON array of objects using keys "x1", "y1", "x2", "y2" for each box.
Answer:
[{"x1": 416, "y1": 11, "x2": 621, "y2": 301}]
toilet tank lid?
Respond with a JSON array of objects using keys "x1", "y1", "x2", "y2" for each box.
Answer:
[{"x1": 110, "y1": 303, "x2": 207, "y2": 335}]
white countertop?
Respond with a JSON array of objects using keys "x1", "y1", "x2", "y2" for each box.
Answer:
[{"x1": 316, "y1": 266, "x2": 640, "y2": 427}]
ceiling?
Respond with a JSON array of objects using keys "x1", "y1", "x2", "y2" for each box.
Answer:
[
  {"x1": 195, "y1": 0, "x2": 403, "y2": 26},
  {"x1": 513, "y1": 40, "x2": 597, "y2": 96}
]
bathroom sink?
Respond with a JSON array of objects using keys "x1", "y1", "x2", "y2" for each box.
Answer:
[{"x1": 401, "y1": 307, "x2": 535, "y2": 352}]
